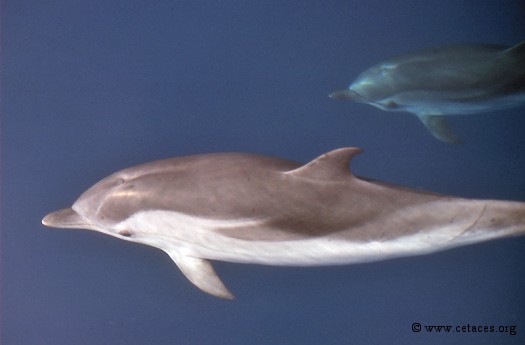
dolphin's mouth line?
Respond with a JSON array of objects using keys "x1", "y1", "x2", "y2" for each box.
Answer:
[
  {"x1": 352, "y1": 90, "x2": 370, "y2": 102},
  {"x1": 328, "y1": 89, "x2": 370, "y2": 103}
]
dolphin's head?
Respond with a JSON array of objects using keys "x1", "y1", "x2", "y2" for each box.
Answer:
[
  {"x1": 41, "y1": 157, "x2": 195, "y2": 240},
  {"x1": 348, "y1": 63, "x2": 404, "y2": 107},
  {"x1": 330, "y1": 62, "x2": 407, "y2": 112},
  {"x1": 72, "y1": 174, "x2": 130, "y2": 225},
  {"x1": 42, "y1": 171, "x2": 143, "y2": 239}
]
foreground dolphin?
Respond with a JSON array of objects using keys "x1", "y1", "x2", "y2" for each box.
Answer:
[
  {"x1": 42, "y1": 148, "x2": 525, "y2": 298},
  {"x1": 330, "y1": 42, "x2": 525, "y2": 143}
]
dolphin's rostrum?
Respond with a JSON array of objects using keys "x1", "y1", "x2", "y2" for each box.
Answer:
[
  {"x1": 330, "y1": 42, "x2": 525, "y2": 143},
  {"x1": 43, "y1": 148, "x2": 525, "y2": 298}
]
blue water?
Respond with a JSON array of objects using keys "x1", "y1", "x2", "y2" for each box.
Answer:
[{"x1": 2, "y1": 1, "x2": 525, "y2": 344}]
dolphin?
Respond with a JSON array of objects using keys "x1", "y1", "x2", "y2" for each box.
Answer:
[
  {"x1": 330, "y1": 42, "x2": 525, "y2": 143},
  {"x1": 42, "y1": 148, "x2": 525, "y2": 298}
]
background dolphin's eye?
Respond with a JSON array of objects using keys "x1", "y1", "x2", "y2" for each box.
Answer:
[
  {"x1": 386, "y1": 101, "x2": 398, "y2": 108},
  {"x1": 380, "y1": 67, "x2": 392, "y2": 75}
]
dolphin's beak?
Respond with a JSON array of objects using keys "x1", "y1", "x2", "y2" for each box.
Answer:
[
  {"x1": 42, "y1": 208, "x2": 88, "y2": 229},
  {"x1": 329, "y1": 89, "x2": 368, "y2": 102}
]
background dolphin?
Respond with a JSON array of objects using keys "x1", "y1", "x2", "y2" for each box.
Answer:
[
  {"x1": 330, "y1": 42, "x2": 525, "y2": 143},
  {"x1": 42, "y1": 148, "x2": 525, "y2": 298}
]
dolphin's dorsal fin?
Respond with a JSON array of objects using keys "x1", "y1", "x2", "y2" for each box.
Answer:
[
  {"x1": 287, "y1": 147, "x2": 362, "y2": 180},
  {"x1": 166, "y1": 251, "x2": 234, "y2": 299},
  {"x1": 417, "y1": 115, "x2": 462, "y2": 144}
]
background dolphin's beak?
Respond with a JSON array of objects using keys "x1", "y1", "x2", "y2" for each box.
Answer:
[{"x1": 329, "y1": 89, "x2": 368, "y2": 102}]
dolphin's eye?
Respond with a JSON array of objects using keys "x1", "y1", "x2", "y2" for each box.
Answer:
[
  {"x1": 386, "y1": 101, "x2": 398, "y2": 108},
  {"x1": 118, "y1": 230, "x2": 133, "y2": 237},
  {"x1": 115, "y1": 178, "x2": 125, "y2": 185},
  {"x1": 380, "y1": 67, "x2": 393, "y2": 76}
]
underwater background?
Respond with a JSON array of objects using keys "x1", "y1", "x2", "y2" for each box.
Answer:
[{"x1": 2, "y1": 1, "x2": 525, "y2": 344}]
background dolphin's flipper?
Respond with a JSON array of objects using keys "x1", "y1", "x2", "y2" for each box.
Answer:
[
  {"x1": 167, "y1": 252, "x2": 235, "y2": 299},
  {"x1": 502, "y1": 40, "x2": 525, "y2": 57},
  {"x1": 418, "y1": 115, "x2": 462, "y2": 144}
]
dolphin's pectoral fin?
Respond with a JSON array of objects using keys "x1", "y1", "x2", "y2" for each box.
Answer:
[
  {"x1": 167, "y1": 251, "x2": 234, "y2": 299},
  {"x1": 417, "y1": 115, "x2": 462, "y2": 144}
]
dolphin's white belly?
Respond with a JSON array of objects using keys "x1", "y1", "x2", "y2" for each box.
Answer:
[
  {"x1": 374, "y1": 90, "x2": 525, "y2": 116},
  {"x1": 113, "y1": 208, "x2": 499, "y2": 266}
]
